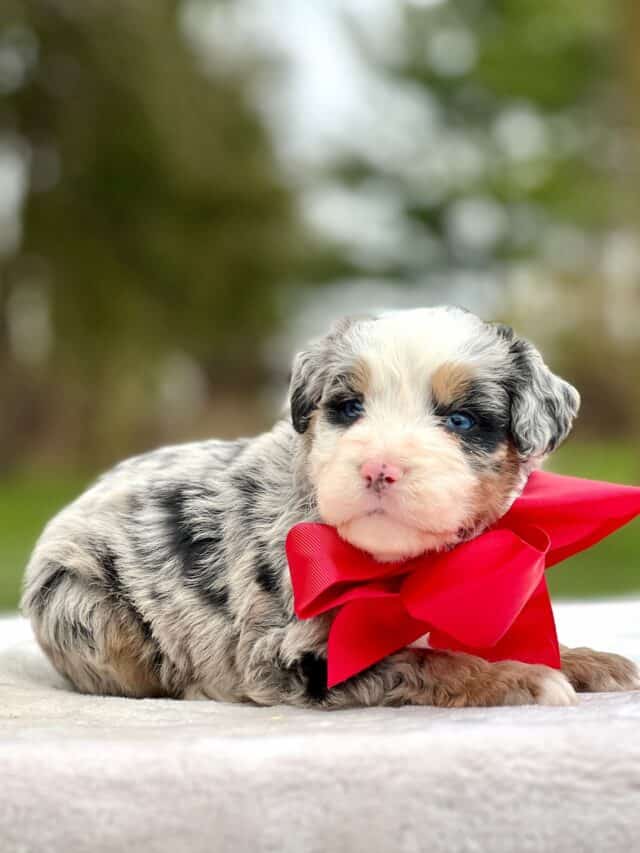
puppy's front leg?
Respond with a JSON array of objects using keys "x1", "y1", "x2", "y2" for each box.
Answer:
[
  {"x1": 236, "y1": 623, "x2": 577, "y2": 707},
  {"x1": 560, "y1": 645, "x2": 640, "y2": 693}
]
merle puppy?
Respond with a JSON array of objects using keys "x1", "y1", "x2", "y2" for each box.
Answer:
[{"x1": 22, "y1": 307, "x2": 639, "y2": 706}]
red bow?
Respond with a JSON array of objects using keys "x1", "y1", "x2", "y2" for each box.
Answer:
[{"x1": 286, "y1": 471, "x2": 640, "y2": 688}]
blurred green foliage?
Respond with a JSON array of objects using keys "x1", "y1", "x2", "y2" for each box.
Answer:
[
  {"x1": 547, "y1": 441, "x2": 640, "y2": 598},
  {"x1": 332, "y1": 0, "x2": 640, "y2": 438},
  {"x1": 338, "y1": 0, "x2": 629, "y2": 275},
  {"x1": 1, "y1": 0, "x2": 638, "y2": 467},
  {"x1": 0, "y1": 471, "x2": 88, "y2": 611},
  {"x1": 0, "y1": 1, "x2": 638, "y2": 610},
  {"x1": 0, "y1": 0, "x2": 336, "y2": 469}
]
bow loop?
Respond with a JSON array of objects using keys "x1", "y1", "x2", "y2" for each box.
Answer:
[{"x1": 401, "y1": 526, "x2": 549, "y2": 648}]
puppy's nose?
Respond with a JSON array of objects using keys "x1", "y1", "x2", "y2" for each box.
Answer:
[{"x1": 360, "y1": 460, "x2": 403, "y2": 493}]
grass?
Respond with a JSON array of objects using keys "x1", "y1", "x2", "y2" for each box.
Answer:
[
  {"x1": 0, "y1": 441, "x2": 638, "y2": 611},
  {"x1": 546, "y1": 441, "x2": 640, "y2": 599},
  {"x1": 0, "y1": 473, "x2": 91, "y2": 612}
]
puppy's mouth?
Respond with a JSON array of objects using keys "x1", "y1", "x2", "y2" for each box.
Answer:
[
  {"x1": 337, "y1": 506, "x2": 465, "y2": 557},
  {"x1": 359, "y1": 506, "x2": 460, "y2": 538}
]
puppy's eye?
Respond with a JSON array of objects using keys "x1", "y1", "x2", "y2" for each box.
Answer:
[
  {"x1": 445, "y1": 411, "x2": 476, "y2": 432},
  {"x1": 328, "y1": 398, "x2": 365, "y2": 426},
  {"x1": 339, "y1": 399, "x2": 365, "y2": 421}
]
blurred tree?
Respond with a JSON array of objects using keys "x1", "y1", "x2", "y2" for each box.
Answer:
[
  {"x1": 1, "y1": 0, "x2": 638, "y2": 469},
  {"x1": 321, "y1": 0, "x2": 640, "y2": 436},
  {"x1": 0, "y1": 0, "x2": 332, "y2": 468},
  {"x1": 627, "y1": 0, "x2": 640, "y2": 209},
  {"x1": 327, "y1": 0, "x2": 626, "y2": 276}
]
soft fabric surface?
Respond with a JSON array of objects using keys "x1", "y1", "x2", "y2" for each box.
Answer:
[{"x1": 2, "y1": 602, "x2": 640, "y2": 853}]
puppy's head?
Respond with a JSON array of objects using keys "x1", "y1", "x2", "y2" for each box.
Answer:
[{"x1": 290, "y1": 307, "x2": 580, "y2": 562}]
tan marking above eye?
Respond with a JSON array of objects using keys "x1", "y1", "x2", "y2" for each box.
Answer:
[
  {"x1": 350, "y1": 357, "x2": 371, "y2": 397},
  {"x1": 430, "y1": 361, "x2": 476, "y2": 408},
  {"x1": 332, "y1": 357, "x2": 371, "y2": 398}
]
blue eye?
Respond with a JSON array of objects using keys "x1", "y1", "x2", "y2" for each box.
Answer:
[
  {"x1": 340, "y1": 399, "x2": 365, "y2": 420},
  {"x1": 327, "y1": 398, "x2": 364, "y2": 426},
  {"x1": 445, "y1": 411, "x2": 476, "y2": 432}
]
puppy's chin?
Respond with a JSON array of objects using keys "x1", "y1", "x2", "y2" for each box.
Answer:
[{"x1": 337, "y1": 513, "x2": 456, "y2": 563}]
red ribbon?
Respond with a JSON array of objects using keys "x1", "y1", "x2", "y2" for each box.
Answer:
[{"x1": 286, "y1": 471, "x2": 640, "y2": 688}]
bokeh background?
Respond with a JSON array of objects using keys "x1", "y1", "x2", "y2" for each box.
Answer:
[{"x1": 1, "y1": 0, "x2": 638, "y2": 610}]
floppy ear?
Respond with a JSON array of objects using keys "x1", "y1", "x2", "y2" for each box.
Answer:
[
  {"x1": 502, "y1": 329, "x2": 581, "y2": 458},
  {"x1": 289, "y1": 315, "x2": 372, "y2": 434},
  {"x1": 289, "y1": 345, "x2": 327, "y2": 434}
]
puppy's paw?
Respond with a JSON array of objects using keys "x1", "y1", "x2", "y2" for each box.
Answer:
[
  {"x1": 561, "y1": 646, "x2": 640, "y2": 693},
  {"x1": 426, "y1": 653, "x2": 577, "y2": 707},
  {"x1": 489, "y1": 661, "x2": 577, "y2": 707},
  {"x1": 530, "y1": 666, "x2": 579, "y2": 706}
]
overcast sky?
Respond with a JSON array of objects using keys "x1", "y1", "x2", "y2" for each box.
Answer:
[{"x1": 183, "y1": 0, "x2": 413, "y2": 164}]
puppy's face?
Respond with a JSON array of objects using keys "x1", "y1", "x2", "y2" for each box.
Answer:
[{"x1": 290, "y1": 307, "x2": 580, "y2": 562}]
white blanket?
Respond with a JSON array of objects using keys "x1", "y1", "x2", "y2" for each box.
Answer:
[{"x1": 2, "y1": 602, "x2": 640, "y2": 853}]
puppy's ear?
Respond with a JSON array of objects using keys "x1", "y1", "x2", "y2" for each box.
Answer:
[
  {"x1": 289, "y1": 315, "x2": 371, "y2": 434},
  {"x1": 289, "y1": 345, "x2": 327, "y2": 434},
  {"x1": 500, "y1": 326, "x2": 581, "y2": 458}
]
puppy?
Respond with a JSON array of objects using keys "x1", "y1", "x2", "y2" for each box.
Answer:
[{"x1": 22, "y1": 307, "x2": 639, "y2": 706}]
